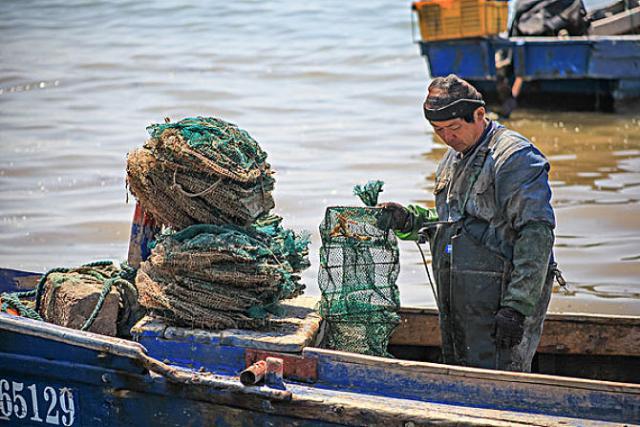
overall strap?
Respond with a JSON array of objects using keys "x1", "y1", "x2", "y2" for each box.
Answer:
[{"x1": 459, "y1": 127, "x2": 508, "y2": 214}]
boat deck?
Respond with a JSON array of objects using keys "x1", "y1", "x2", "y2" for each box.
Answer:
[
  {"x1": 2, "y1": 293, "x2": 640, "y2": 425},
  {"x1": 132, "y1": 295, "x2": 323, "y2": 375}
]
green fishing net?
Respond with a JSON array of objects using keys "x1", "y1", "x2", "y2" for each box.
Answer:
[
  {"x1": 318, "y1": 181, "x2": 400, "y2": 357},
  {"x1": 127, "y1": 116, "x2": 275, "y2": 228},
  {"x1": 146, "y1": 117, "x2": 269, "y2": 177},
  {"x1": 128, "y1": 116, "x2": 311, "y2": 330},
  {"x1": 136, "y1": 215, "x2": 310, "y2": 330}
]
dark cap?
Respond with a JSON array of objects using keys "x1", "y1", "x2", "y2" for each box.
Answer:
[{"x1": 423, "y1": 98, "x2": 486, "y2": 121}]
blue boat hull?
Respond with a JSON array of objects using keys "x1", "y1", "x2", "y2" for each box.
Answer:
[
  {"x1": 0, "y1": 314, "x2": 338, "y2": 427},
  {"x1": 419, "y1": 36, "x2": 640, "y2": 111},
  {"x1": 2, "y1": 267, "x2": 640, "y2": 426},
  {"x1": 2, "y1": 311, "x2": 640, "y2": 426}
]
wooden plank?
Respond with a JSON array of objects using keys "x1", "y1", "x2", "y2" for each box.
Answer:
[
  {"x1": 391, "y1": 307, "x2": 441, "y2": 347},
  {"x1": 591, "y1": 6, "x2": 640, "y2": 36},
  {"x1": 132, "y1": 296, "x2": 321, "y2": 353},
  {"x1": 0, "y1": 267, "x2": 40, "y2": 293},
  {"x1": 1, "y1": 311, "x2": 631, "y2": 425},
  {"x1": 390, "y1": 307, "x2": 640, "y2": 356},
  {"x1": 537, "y1": 314, "x2": 640, "y2": 356},
  {"x1": 306, "y1": 347, "x2": 640, "y2": 393},
  {"x1": 220, "y1": 296, "x2": 321, "y2": 352},
  {"x1": 0, "y1": 312, "x2": 146, "y2": 361},
  {"x1": 303, "y1": 347, "x2": 640, "y2": 424}
]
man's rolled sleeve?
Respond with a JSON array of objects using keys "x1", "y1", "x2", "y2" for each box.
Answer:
[{"x1": 503, "y1": 222, "x2": 554, "y2": 315}]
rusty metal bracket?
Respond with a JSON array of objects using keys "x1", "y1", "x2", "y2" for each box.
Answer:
[{"x1": 245, "y1": 349, "x2": 317, "y2": 383}]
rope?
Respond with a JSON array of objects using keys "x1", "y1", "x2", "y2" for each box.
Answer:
[
  {"x1": 415, "y1": 242, "x2": 439, "y2": 306},
  {"x1": 80, "y1": 276, "x2": 137, "y2": 331},
  {"x1": 34, "y1": 267, "x2": 72, "y2": 312},
  {"x1": 33, "y1": 261, "x2": 115, "y2": 312},
  {"x1": 119, "y1": 261, "x2": 138, "y2": 282},
  {"x1": 1, "y1": 292, "x2": 42, "y2": 320},
  {"x1": 1, "y1": 260, "x2": 139, "y2": 332},
  {"x1": 171, "y1": 169, "x2": 222, "y2": 198}
]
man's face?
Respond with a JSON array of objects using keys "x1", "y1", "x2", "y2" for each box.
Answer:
[{"x1": 429, "y1": 108, "x2": 485, "y2": 152}]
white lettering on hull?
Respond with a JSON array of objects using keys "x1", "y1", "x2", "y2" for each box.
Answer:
[{"x1": 0, "y1": 379, "x2": 76, "y2": 425}]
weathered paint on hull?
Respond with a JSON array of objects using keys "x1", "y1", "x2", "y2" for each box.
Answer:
[
  {"x1": 2, "y1": 266, "x2": 640, "y2": 426},
  {"x1": 0, "y1": 337, "x2": 626, "y2": 426},
  {"x1": 2, "y1": 313, "x2": 639, "y2": 426}
]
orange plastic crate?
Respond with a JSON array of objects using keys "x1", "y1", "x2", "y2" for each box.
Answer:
[{"x1": 413, "y1": 0, "x2": 509, "y2": 42}]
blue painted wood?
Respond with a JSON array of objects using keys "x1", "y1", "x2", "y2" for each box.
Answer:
[
  {"x1": 303, "y1": 348, "x2": 640, "y2": 424},
  {"x1": 513, "y1": 39, "x2": 591, "y2": 79},
  {"x1": 589, "y1": 39, "x2": 640, "y2": 79},
  {"x1": 3, "y1": 267, "x2": 640, "y2": 425},
  {"x1": 0, "y1": 343, "x2": 335, "y2": 426},
  {"x1": 137, "y1": 333, "x2": 246, "y2": 376},
  {"x1": 418, "y1": 35, "x2": 640, "y2": 106},
  {"x1": 0, "y1": 268, "x2": 40, "y2": 294},
  {"x1": 420, "y1": 38, "x2": 502, "y2": 80},
  {"x1": 1, "y1": 328, "x2": 146, "y2": 374},
  {"x1": 136, "y1": 321, "x2": 640, "y2": 424},
  {"x1": 422, "y1": 36, "x2": 640, "y2": 81}
]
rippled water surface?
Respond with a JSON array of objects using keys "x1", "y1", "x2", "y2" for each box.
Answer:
[{"x1": 1, "y1": 0, "x2": 639, "y2": 314}]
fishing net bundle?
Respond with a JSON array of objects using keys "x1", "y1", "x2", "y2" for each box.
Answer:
[
  {"x1": 126, "y1": 116, "x2": 275, "y2": 229},
  {"x1": 0, "y1": 261, "x2": 142, "y2": 337},
  {"x1": 136, "y1": 216, "x2": 310, "y2": 330},
  {"x1": 318, "y1": 181, "x2": 401, "y2": 357},
  {"x1": 125, "y1": 115, "x2": 311, "y2": 331}
]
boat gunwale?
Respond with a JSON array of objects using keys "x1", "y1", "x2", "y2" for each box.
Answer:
[
  {"x1": 304, "y1": 346, "x2": 640, "y2": 394},
  {"x1": 3, "y1": 311, "x2": 639, "y2": 396},
  {"x1": 398, "y1": 306, "x2": 640, "y2": 325}
]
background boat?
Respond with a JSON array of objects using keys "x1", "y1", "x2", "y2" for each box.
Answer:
[{"x1": 413, "y1": 0, "x2": 640, "y2": 111}]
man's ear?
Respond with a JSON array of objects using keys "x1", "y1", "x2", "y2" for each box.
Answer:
[{"x1": 475, "y1": 106, "x2": 486, "y2": 123}]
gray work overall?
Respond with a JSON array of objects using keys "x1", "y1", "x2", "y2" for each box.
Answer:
[{"x1": 429, "y1": 127, "x2": 553, "y2": 371}]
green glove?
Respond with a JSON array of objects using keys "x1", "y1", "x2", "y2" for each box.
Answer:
[{"x1": 394, "y1": 204, "x2": 439, "y2": 241}]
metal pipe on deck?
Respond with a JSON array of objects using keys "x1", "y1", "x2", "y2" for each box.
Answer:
[{"x1": 240, "y1": 360, "x2": 267, "y2": 386}]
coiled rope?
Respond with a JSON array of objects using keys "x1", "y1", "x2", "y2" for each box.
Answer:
[{"x1": 1, "y1": 260, "x2": 138, "y2": 331}]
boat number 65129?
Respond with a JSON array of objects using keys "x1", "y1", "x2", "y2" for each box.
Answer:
[{"x1": 0, "y1": 379, "x2": 75, "y2": 425}]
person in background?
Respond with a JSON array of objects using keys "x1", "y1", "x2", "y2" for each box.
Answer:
[
  {"x1": 495, "y1": 48, "x2": 522, "y2": 119},
  {"x1": 380, "y1": 74, "x2": 556, "y2": 372}
]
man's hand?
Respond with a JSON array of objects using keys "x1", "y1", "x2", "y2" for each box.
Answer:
[
  {"x1": 494, "y1": 307, "x2": 525, "y2": 348},
  {"x1": 376, "y1": 202, "x2": 411, "y2": 231}
]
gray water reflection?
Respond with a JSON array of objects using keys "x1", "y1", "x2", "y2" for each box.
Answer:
[{"x1": 0, "y1": 1, "x2": 638, "y2": 315}]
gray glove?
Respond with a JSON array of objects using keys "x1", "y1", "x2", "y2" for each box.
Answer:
[
  {"x1": 377, "y1": 202, "x2": 411, "y2": 231},
  {"x1": 494, "y1": 307, "x2": 525, "y2": 348}
]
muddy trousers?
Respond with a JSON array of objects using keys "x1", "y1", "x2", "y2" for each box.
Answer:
[{"x1": 431, "y1": 227, "x2": 553, "y2": 372}]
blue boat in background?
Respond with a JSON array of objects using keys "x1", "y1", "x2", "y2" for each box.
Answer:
[
  {"x1": 419, "y1": 35, "x2": 640, "y2": 111},
  {"x1": 412, "y1": 0, "x2": 640, "y2": 111}
]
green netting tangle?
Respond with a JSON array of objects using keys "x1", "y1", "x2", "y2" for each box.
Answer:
[
  {"x1": 136, "y1": 216, "x2": 310, "y2": 331},
  {"x1": 318, "y1": 206, "x2": 400, "y2": 357}
]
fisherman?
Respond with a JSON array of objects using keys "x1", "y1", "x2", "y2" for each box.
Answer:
[{"x1": 380, "y1": 74, "x2": 556, "y2": 372}]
